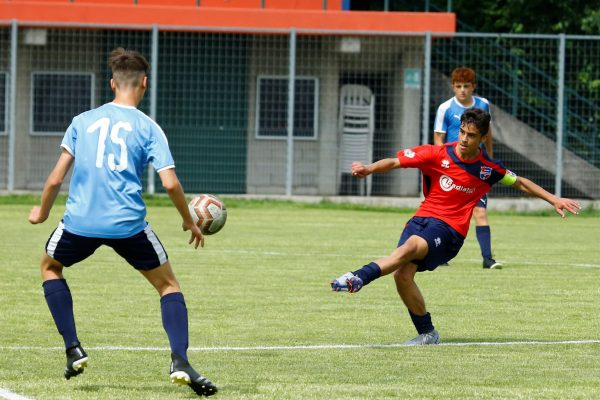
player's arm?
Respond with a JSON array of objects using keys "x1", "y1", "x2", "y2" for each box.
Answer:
[
  {"x1": 158, "y1": 168, "x2": 204, "y2": 248},
  {"x1": 352, "y1": 158, "x2": 401, "y2": 178},
  {"x1": 433, "y1": 131, "x2": 446, "y2": 146},
  {"x1": 511, "y1": 176, "x2": 581, "y2": 218},
  {"x1": 28, "y1": 149, "x2": 74, "y2": 224}
]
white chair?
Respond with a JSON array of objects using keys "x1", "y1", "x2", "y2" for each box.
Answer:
[{"x1": 338, "y1": 84, "x2": 375, "y2": 196}]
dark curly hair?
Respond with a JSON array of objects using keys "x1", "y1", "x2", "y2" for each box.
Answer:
[{"x1": 461, "y1": 108, "x2": 490, "y2": 136}]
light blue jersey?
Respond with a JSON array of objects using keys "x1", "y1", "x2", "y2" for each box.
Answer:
[
  {"x1": 60, "y1": 102, "x2": 174, "y2": 238},
  {"x1": 434, "y1": 96, "x2": 490, "y2": 143}
]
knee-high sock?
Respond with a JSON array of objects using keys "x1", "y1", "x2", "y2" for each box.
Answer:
[
  {"x1": 161, "y1": 292, "x2": 189, "y2": 361},
  {"x1": 409, "y1": 310, "x2": 435, "y2": 335},
  {"x1": 352, "y1": 262, "x2": 382, "y2": 285},
  {"x1": 43, "y1": 279, "x2": 79, "y2": 349},
  {"x1": 476, "y1": 225, "x2": 492, "y2": 259}
]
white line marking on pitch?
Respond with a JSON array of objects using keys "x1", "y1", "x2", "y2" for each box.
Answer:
[
  {"x1": 189, "y1": 249, "x2": 600, "y2": 269},
  {"x1": 0, "y1": 388, "x2": 33, "y2": 400},
  {"x1": 2, "y1": 340, "x2": 599, "y2": 400},
  {"x1": 2, "y1": 339, "x2": 600, "y2": 353}
]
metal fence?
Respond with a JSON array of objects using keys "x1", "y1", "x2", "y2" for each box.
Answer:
[{"x1": 1, "y1": 22, "x2": 598, "y2": 199}]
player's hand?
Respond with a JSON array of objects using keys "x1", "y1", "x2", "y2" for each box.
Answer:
[
  {"x1": 28, "y1": 206, "x2": 47, "y2": 224},
  {"x1": 553, "y1": 198, "x2": 582, "y2": 218},
  {"x1": 351, "y1": 162, "x2": 370, "y2": 178},
  {"x1": 182, "y1": 221, "x2": 204, "y2": 249}
]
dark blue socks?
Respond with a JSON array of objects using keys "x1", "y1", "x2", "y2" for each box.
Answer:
[
  {"x1": 352, "y1": 262, "x2": 382, "y2": 285},
  {"x1": 43, "y1": 279, "x2": 79, "y2": 349},
  {"x1": 409, "y1": 310, "x2": 435, "y2": 334},
  {"x1": 476, "y1": 225, "x2": 492, "y2": 260},
  {"x1": 160, "y1": 292, "x2": 189, "y2": 361},
  {"x1": 43, "y1": 280, "x2": 191, "y2": 359}
]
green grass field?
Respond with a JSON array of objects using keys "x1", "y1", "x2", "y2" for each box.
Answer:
[{"x1": 1, "y1": 200, "x2": 599, "y2": 400}]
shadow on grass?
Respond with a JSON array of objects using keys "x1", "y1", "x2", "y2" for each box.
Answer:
[{"x1": 77, "y1": 383, "x2": 260, "y2": 397}]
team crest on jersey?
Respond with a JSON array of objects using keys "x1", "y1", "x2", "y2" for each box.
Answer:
[
  {"x1": 480, "y1": 166, "x2": 492, "y2": 180},
  {"x1": 441, "y1": 159, "x2": 450, "y2": 169},
  {"x1": 403, "y1": 149, "x2": 416, "y2": 158}
]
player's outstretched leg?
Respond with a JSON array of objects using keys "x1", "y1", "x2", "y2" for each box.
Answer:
[
  {"x1": 331, "y1": 262, "x2": 381, "y2": 293},
  {"x1": 64, "y1": 341, "x2": 88, "y2": 380},
  {"x1": 330, "y1": 272, "x2": 363, "y2": 293},
  {"x1": 170, "y1": 353, "x2": 218, "y2": 397}
]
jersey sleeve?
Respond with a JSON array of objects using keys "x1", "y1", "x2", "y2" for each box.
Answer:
[
  {"x1": 484, "y1": 157, "x2": 517, "y2": 186},
  {"x1": 478, "y1": 97, "x2": 491, "y2": 116},
  {"x1": 433, "y1": 105, "x2": 448, "y2": 133},
  {"x1": 397, "y1": 145, "x2": 435, "y2": 169},
  {"x1": 147, "y1": 123, "x2": 175, "y2": 172},
  {"x1": 60, "y1": 117, "x2": 78, "y2": 156}
]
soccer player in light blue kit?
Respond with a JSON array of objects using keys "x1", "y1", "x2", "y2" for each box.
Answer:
[
  {"x1": 434, "y1": 67, "x2": 501, "y2": 269},
  {"x1": 28, "y1": 48, "x2": 217, "y2": 397}
]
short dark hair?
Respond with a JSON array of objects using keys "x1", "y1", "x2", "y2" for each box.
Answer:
[
  {"x1": 108, "y1": 47, "x2": 149, "y2": 88},
  {"x1": 460, "y1": 108, "x2": 490, "y2": 136}
]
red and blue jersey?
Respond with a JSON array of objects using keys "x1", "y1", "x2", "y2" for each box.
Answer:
[{"x1": 397, "y1": 143, "x2": 517, "y2": 237}]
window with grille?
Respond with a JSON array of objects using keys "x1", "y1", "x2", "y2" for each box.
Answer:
[
  {"x1": 256, "y1": 76, "x2": 318, "y2": 139},
  {"x1": 31, "y1": 72, "x2": 94, "y2": 135}
]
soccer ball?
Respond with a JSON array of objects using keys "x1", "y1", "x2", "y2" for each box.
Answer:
[{"x1": 188, "y1": 194, "x2": 227, "y2": 235}]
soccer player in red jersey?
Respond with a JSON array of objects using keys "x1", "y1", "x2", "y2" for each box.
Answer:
[{"x1": 331, "y1": 108, "x2": 581, "y2": 345}]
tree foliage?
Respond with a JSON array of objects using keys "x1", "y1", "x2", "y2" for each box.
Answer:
[
  {"x1": 349, "y1": 0, "x2": 600, "y2": 34},
  {"x1": 451, "y1": 0, "x2": 600, "y2": 34},
  {"x1": 350, "y1": 0, "x2": 600, "y2": 166}
]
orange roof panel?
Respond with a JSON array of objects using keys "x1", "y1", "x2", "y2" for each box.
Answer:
[{"x1": 0, "y1": 1, "x2": 456, "y2": 33}]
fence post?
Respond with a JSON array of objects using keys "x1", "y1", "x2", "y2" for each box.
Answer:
[
  {"x1": 421, "y1": 31, "x2": 431, "y2": 147},
  {"x1": 7, "y1": 20, "x2": 17, "y2": 192},
  {"x1": 147, "y1": 25, "x2": 159, "y2": 195},
  {"x1": 511, "y1": 71, "x2": 518, "y2": 117},
  {"x1": 555, "y1": 33, "x2": 565, "y2": 197},
  {"x1": 285, "y1": 29, "x2": 297, "y2": 197}
]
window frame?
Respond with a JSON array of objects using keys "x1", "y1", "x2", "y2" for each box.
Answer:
[
  {"x1": 254, "y1": 75, "x2": 319, "y2": 141},
  {"x1": 30, "y1": 71, "x2": 95, "y2": 136}
]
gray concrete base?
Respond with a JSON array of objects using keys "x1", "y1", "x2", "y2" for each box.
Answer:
[
  {"x1": 3, "y1": 191, "x2": 596, "y2": 212},
  {"x1": 224, "y1": 194, "x2": 599, "y2": 212}
]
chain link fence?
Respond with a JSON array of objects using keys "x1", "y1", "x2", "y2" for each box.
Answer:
[{"x1": 1, "y1": 23, "x2": 598, "y2": 199}]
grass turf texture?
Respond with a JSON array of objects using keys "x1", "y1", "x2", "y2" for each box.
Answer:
[{"x1": 1, "y1": 201, "x2": 599, "y2": 399}]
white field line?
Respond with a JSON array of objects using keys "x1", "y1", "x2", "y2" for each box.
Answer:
[
  {"x1": 182, "y1": 248, "x2": 600, "y2": 268},
  {"x1": 453, "y1": 259, "x2": 600, "y2": 269},
  {"x1": 0, "y1": 388, "x2": 33, "y2": 400},
  {"x1": 2, "y1": 340, "x2": 599, "y2": 400},
  {"x1": 2, "y1": 339, "x2": 600, "y2": 353}
]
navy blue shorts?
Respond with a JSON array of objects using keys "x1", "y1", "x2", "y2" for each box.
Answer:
[
  {"x1": 45, "y1": 221, "x2": 168, "y2": 271},
  {"x1": 397, "y1": 217, "x2": 464, "y2": 272},
  {"x1": 476, "y1": 194, "x2": 488, "y2": 208}
]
